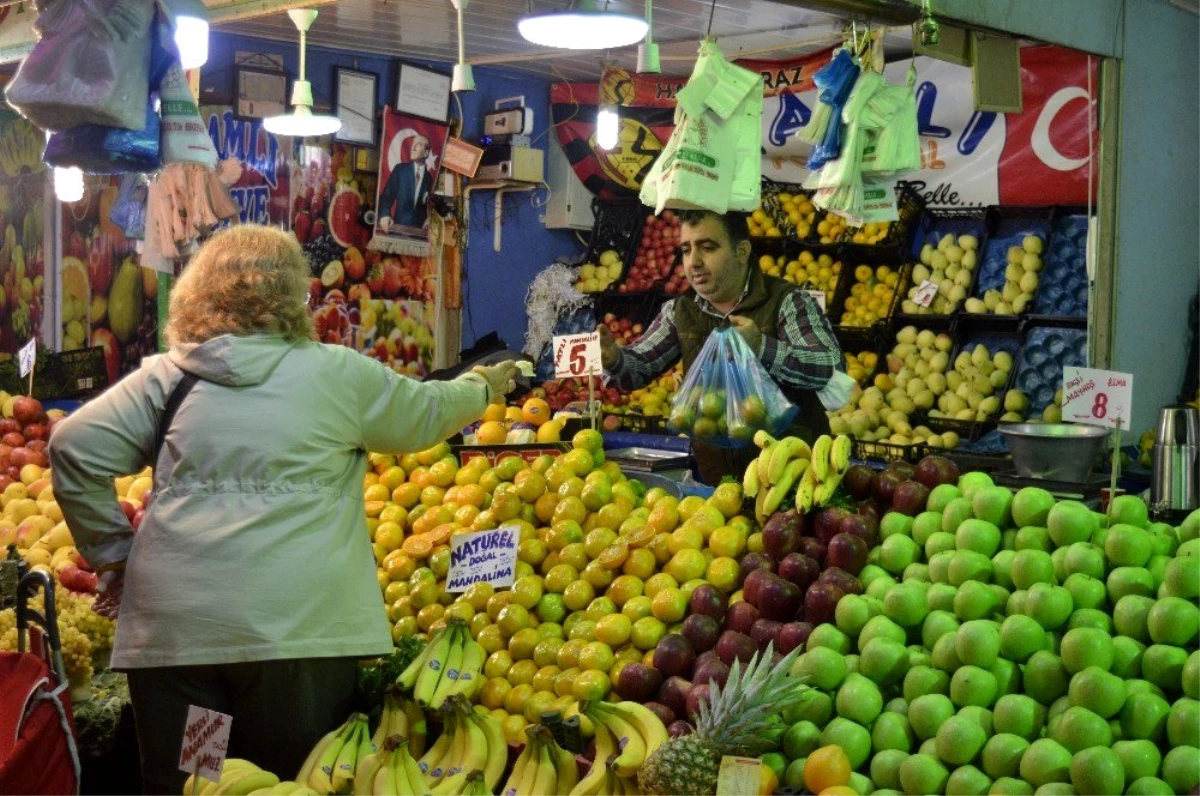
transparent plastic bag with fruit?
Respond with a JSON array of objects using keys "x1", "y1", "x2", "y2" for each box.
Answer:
[{"x1": 666, "y1": 328, "x2": 798, "y2": 447}]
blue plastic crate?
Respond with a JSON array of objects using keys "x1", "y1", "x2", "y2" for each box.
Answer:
[
  {"x1": 1013, "y1": 326, "x2": 1089, "y2": 414},
  {"x1": 1034, "y1": 214, "x2": 1089, "y2": 317},
  {"x1": 974, "y1": 214, "x2": 1054, "y2": 298}
]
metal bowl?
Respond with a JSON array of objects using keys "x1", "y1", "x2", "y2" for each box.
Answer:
[{"x1": 999, "y1": 422, "x2": 1110, "y2": 482}]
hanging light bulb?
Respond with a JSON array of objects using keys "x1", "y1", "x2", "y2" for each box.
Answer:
[
  {"x1": 519, "y1": 0, "x2": 647, "y2": 50},
  {"x1": 54, "y1": 167, "x2": 84, "y2": 203},
  {"x1": 264, "y1": 9, "x2": 342, "y2": 137},
  {"x1": 596, "y1": 105, "x2": 619, "y2": 150},
  {"x1": 170, "y1": 0, "x2": 210, "y2": 69}
]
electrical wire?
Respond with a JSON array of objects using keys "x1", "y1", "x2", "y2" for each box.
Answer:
[{"x1": 706, "y1": 0, "x2": 717, "y2": 39}]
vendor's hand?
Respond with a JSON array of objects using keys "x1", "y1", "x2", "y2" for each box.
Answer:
[
  {"x1": 729, "y1": 315, "x2": 762, "y2": 354},
  {"x1": 596, "y1": 324, "x2": 619, "y2": 369},
  {"x1": 472, "y1": 361, "x2": 520, "y2": 404},
  {"x1": 93, "y1": 570, "x2": 124, "y2": 620}
]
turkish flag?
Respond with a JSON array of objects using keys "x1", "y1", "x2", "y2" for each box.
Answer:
[{"x1": 998, "y1": 46, "x2": 1099, "y2": 205}]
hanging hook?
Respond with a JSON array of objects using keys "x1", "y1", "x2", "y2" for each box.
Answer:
[{"x1": 705, "y1": 0, "x2": 717, "y2": 41}]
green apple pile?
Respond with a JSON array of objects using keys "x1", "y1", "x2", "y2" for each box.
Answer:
[
  {"x1": 903, "y1": 233, "x2": 981, "y2": 315},
  {"x1": 775, "y1": 479, "x2": 1200, "y2": 796},
  {"x1": 964, "y1": 236, "x2": 1044, "y2": 316}
]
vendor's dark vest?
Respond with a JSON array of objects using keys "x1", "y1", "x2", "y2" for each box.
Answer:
[{"x1": 674, "y1": 269, "x2": 831, "y2": 485}]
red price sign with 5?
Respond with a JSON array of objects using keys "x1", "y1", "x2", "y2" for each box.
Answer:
[
  {"x1": 1061, "y1": 366, "x2": 1133, "y2": 431},
  {"x1": 553, "y1": 331, "x2": 601, "y2": 378}
]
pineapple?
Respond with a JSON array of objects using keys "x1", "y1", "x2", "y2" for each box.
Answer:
[{"x1": 637, "y1": 643, "x2": 808, "y2": 795}]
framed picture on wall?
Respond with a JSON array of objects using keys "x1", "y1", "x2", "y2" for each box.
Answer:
[
  {"x1": 333, "y1": 67, "x2": 379, "y2": 146},
  {"x1": 234, "y1": 66, "x2": 289, "y2": 120},
  {"x1": 394, "y1": 61, "x2": 452, "y2": 124}
]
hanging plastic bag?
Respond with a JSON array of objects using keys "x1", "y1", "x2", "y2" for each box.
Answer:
[
  {"x1": 799, "y1": 49, "x2": 859, "y2": 147},
  {"x1": 7, "y1": 0, "x2": 156, "y2": 132},
  {"x1": 158, "y1": 60, "x2": 219, "y2": 166},
  {"x1": 109, "y1": 173, "x2": 149, "y2": 239},
  {"x1": 42, "y1": 98, "x2": 161, "y2": 173},
  {"x1": 666, "y1": 328, "x2": 797, "y2": 448},
  {"x1": 868, "y1": 66, "x2": 921, "y2": 176}
]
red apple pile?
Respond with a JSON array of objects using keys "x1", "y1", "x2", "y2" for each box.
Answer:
[
  {"x1": 538, "y1": 376, "x2": 627, "y2": 412},
  {"x1": 662, "y1": 262, "x2": 691, "y2": 296},
  {"x1": 0, "y1": 395, "x2": 52, "y2": 492},
  {"x1": 600, "y1": 312, "x2": 645, "y2": 346},
  {"x1": 624, "y1": 211, "x2": 681, "y2": 293}
]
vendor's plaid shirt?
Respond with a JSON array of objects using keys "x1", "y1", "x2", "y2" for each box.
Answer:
[{"x1": 607, "y1": 285, "x2": 843, "y2": 392}]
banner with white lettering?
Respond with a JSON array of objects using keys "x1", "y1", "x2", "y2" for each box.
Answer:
[
  {"x1": 201, "y1": 106, "x2": 292, "y2": 226},
  {"x1": 551, "y1": 45, "x2": 1096, "y2": 208}
]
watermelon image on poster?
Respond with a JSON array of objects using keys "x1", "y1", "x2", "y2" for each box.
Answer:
[{"x1": 328, "y1": 186, "x2": 373, "y2": 250}]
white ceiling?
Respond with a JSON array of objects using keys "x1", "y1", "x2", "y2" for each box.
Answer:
[{"x1": 218, "y1": 0, "x2": 872, "y2": 81}]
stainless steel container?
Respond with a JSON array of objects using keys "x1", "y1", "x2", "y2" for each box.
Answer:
[
  {"x1": 999, "y1": 423, "x2": 1110, "y2": 482},
  {"x1": 1151, "y1": 405, "x2": 1199, "y2": 512}
]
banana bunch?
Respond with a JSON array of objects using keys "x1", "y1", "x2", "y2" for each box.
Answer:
[
  {"x1": 418, "y1": 696, "x2": 506, "y2": 795},
  {"x1": 570, "y1": 701, "x2": 668, "y2": 795},
  {"x1": 0, "y1": 121, "x2": 41, "y2": 179},
  {"x1": 182, "y1": 759, "x2": 303, "y2": 796},
  {"x1": 296, "y1": 713, "x2": 373, "y2": 795},
  {"x1": 398, "y1": 621, "x2": 484, "y2": 709},
  {"x1": 743, "y1": 431, "x2": 811, "y2": 523},
  {"x1": 503, "y1": 724, "x2": 579, "y2": 796},
  {"x1": 373, "y1": 687, "x2": 427, "y2": 758},
  {"x1": 351, "y1": 735, "x2": 428, "y2": 796},
  {"x1": 794, "y1": 434, "x2": 852, "y2": 513}
]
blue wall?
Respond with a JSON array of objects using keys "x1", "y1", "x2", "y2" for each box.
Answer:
[
  {"x1": 202, "y1": 32, "x2": 585, "y2": 356},
  {"x1": 1111, "y1": 0, "x2": 1200, "y2": 432}
]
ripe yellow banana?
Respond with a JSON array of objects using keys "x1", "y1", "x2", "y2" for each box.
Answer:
[
  {"x1": 831, "y1": 434, "x2": 852, "y2": 475},
  {"x1": 297, "y1": 724, "x2": 341, "y2": 785},
  {"x1": 460, "y1": 771, "x2": 489, "y2": 796},
  {"x1": 470, "y1": 707, "x2": 507, "y2": 792},
  {"x1": 569, "y1": 748, "x2": 611, "y2": 796},
  {"x1": 814, "y1": 471, "x2": 844, "y2": 507},
  {"x1": 810, "y1": 434, "x2": 833, "y2": 481},
  {"x1": 753, "y1": 430, "x2": 777, "y2": 449},
  {"x1": 553, "y1": 741, "x2": 579, "y2": 795},
  {"x1": 756, "y1": 446, "x2": 774, "y2": 486},
  {"x1": 373, "y1": 691, "x2": 408, "y2": 749},
  {"x1": 418, "y1": 712, "x2": 455, "y2": 778},
  {"x1": 331, "y1": 718, "x2": 366, "y2": 793},
  {"x1": 429, "y1": 629, "x2": 465, "y2": 709},
  {"x1": 445, "y1": 637, "x2": 484, "y2": 701},
  {"x1": 742, "y1": 459, "x2": 760, "y2": 498},
  {"x1": 767, "y1": 436, "x2": 811, "y2": 484},
  {"x1": 398, "y1": 741, "x2": 428, "y2": 796},
  {"x1": 591, "y1": 708, "x2": 646, "y2": 778},
  {"x1": 433, "y1": 705, "x2": 487, "y2": 795},
  {"x1": 427, "y1": 715, "x2": 464, "y2": 784},
  {"x1": 397, "y1": 628, "x2": 441, "y2": 689},
  {"x1": 308, "y1": 719, "x2": 353, "y2": 794},
  {"x1": 215, "y1": 770, "x2": 279, "y2": 796},
  {"x1": 763, "y1": 457, "x2": 809, "y2": 516},
  {"x1": 795, "y1": 465, "x2": 817, "y2": 514},
  {"x1": 373, "y1": 746, "x2": 400, "y2": 796},
  {"x1": 501, "y1": 739, "x2": 534, "y2": 796},
  {"x1": 403, "y1": 697, "x2": 428, "y2": 758},
  {"x1": 530, "y1": 742, "x2": 558, "y2": 796},
  {"x1": 597, "y1": 700, "x2": 669, "y2": 759}
]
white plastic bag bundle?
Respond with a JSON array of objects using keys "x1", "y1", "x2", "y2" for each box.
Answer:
[
  {"x1": 158, "y1": 60, "x2": 218, "y2": 167},
  {"x1": 640, "y1": 40, "x2": 763, "y2": 214}
]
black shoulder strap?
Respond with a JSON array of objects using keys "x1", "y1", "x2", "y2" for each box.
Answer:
[{"x1": 154, "y1": 372, "x2": 200, "y2": 465}]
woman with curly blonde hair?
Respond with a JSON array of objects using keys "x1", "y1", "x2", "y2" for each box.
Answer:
[{"x1": 50, "y1": 224, "x2": 518, "y2": 794}]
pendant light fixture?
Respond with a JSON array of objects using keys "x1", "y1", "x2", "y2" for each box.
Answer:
[
  {"x1": 636, "y1": 0, "x2": 659, "y2": 74},
  {"x1": 450, "y1": 0, "x2": 475, "y2": 92},
  {"x1": 170, "y1": 0, "x2": 210, "y2": 69},
  {"x1": 264, "y1": 9, "x2": 342, "y2": 137},
  {"x1": 518, "y1": 0, "x2": 648, "y2": 50}
]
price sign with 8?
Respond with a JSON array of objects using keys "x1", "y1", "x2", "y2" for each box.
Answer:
[
  {"x1": 553, "y1": 331, "x2": 601, "y2": 378},
  {"x1": 1061, "y1": 366, "x2": 1133, "y2": 431}
]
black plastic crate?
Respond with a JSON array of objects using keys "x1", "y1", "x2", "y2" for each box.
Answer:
[
  {"x1": 616, "y1": 412, "x2": 671, "y2": 435},
  {"x1": 830, "y1": 251, "x2": 912, "y2": 335},
  {"x1": 581, "y1": 199, "x2": 650, "y2": 293},
  {"x1": 839, "y1": 181, "x2": 926, "y2": 251},
  {"x1": 852, "y1": 438, "x2": 929, "y2": 464},
  {"x1": 754, "y1": 179, "x2": 819, "y2": 242}
]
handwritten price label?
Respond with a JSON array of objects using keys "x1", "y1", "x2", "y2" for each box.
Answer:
[
  {"x1": 802, "y1": 290, "x2": 826, "y2": 311},
  {"x1": 1062, "y1": 366, "x2": 1133, "y2": 430},
  {"x1": 913, "y1": 280, "x2": 938, "y2": 308},
  {"x1": 178, "y1": 706, "x2": 232, "y2": 783},
  {"x1": 18, "y1": 338, "x2": 35, "y2": 378},
  {"x1": 553, "y1": 332, "x2": 601, "y2": 378},
  {"x1": 717, "y1": 756, "x2": 763, "y2": 796}
]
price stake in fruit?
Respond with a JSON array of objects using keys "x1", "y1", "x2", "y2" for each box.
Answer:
[
  {"x1": 716, "y1": 756, "x2": 763, "y2": 796},
  {"x1": 913, "y1": 280, "x2": 938, "y2": 308},
  {"x1": 1062, "y1": 367, "x2": 1133, "y2": 431},
  {"x1": 446, "y1": 525, "x2": 519, "y2": 591},
  {"x1": 18, "y1": 337, "x2": 35, "y2": 394},
  {"x1": 553, "y1": 331, "x2": 602, "y2": 429},
  {"x1": 802, "y1": 289, "x2": 826, "y2": 311},
  {"x1": 179, "y1": 705, "x2": 232, "y2": 789}
]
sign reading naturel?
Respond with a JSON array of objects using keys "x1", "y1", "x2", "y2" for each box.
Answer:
[{"x1": 446, "y1": 526, "x2": 518, "y2": 591}]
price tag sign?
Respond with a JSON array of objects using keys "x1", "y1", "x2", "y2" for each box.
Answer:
[
  {"x1": 17, "y1": 338, "x2": 35, "y2": 378},
  {"x1": 446, "y1": 526, "x2": 518, "y2": 591},
  {"x1": 178, "y1": 705, "x2": 232, "y2": 783},
  {"x1": 1062, "y1": 366, "x2": 1133, "y2": 430},
  {"x1": 913, "y1": 280, "x2": 938, "y2": 308},
  {"x1": 717, "y1": 756, "x2": 763, "y2": 796},
  {"x1": 553, "y1": 331, "x2": 601, "y2": 378},
  {"x1": 802, "y1": 289, "x2": 826, "y2": 311}
]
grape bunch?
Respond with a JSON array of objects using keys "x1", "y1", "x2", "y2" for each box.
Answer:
[
  {"x1": 122, "y1": 297, "x2": 159, "y2": 370},
  {"x1": 303, "y1": 234, "x2": 344, "y2": 276},
  {"x1": 0, "y1": 590, "x2": 116, "y2": 688}
]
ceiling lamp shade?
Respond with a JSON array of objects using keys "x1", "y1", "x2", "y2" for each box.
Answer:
[
  {"x1": 264, "y1": 9, "x2": 342, "y2": 138},
  {"x1": 170, "y1": 0, "x2": 210, "y2": 69},
  {"x1": 518, "y1": 1, "x2": 648, "y2": 50}
]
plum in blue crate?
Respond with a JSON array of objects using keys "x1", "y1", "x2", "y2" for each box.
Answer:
[
  {"x1": 1010, "y1": 326, "x2": 1089, "y2": 421},
  {"x1": 1033, "y1": 214, "x2": 1089, "y2": 316},
  {"x1": 965, "y1": 217, "x2": 1052, "y2": 316},
  {"x1": 903, "y1": 225, "x2": 984, "y2": 315}
]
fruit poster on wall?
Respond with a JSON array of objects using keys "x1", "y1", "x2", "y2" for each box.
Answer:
[
  {"x1": 292, "y1": 143, "x2": 435, "y2": 377},
  {"x1": 60, "y1": 176, "x2": 160, "y2": 385},
  {"x1": 0, "y1": 112, "x2": 46, "y2": 358},
  {"x1": 202, "y1": 106, "x2": 291, "y2": 226}
]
